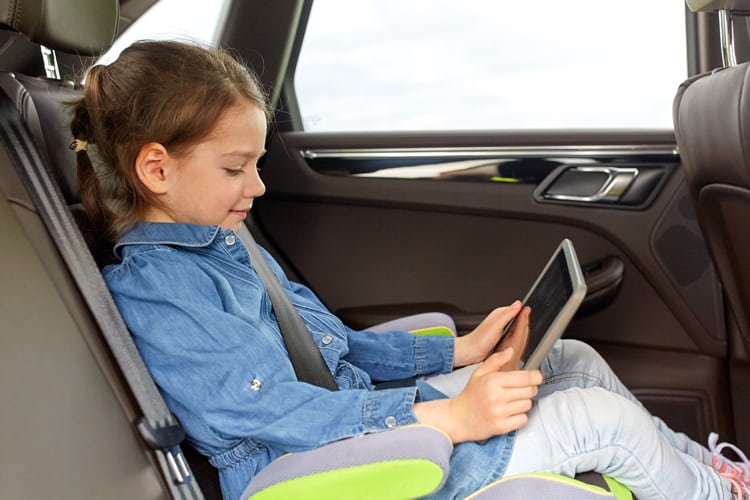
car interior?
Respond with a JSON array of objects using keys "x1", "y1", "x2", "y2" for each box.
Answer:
[{"x1": 1, "y1": 0, "x2": 749, "y2": 498}]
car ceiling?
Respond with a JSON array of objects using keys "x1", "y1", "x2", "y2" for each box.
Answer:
[{"x1": 118, "y1": 0, "x2": 159, "y2": 25}]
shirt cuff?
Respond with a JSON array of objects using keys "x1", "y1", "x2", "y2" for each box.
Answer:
[
  {"x1": 362, "y1": 386, "x2": 419, "y2": 432},
  {"x1": 414, "y1": 334, "x2": 454, "y2": 376}
]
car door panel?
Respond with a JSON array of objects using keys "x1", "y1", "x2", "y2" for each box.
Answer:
[{"x1": 256, "y1": 129, "x2": 731, "y2": 443}]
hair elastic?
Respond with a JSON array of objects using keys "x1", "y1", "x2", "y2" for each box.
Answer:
[{"x1": 69, "y1": 139, "x2": 88, "y2": 152}]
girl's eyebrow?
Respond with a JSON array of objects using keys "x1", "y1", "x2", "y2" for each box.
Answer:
[{"x1": 221, "y1": 149, "x2": 267, "y2": 159}]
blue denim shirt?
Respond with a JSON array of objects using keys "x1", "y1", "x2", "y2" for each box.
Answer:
[{"x1": 104, "y1": 222, "x2": 514, "y2": 500}]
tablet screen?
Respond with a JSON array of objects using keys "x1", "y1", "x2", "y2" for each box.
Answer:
[
  {"x1": 499, "y1": 239, "x2": 586, "y2": 370},
  {"x1": 522, "y1": 250, "x2": 573, "y2": 361}
]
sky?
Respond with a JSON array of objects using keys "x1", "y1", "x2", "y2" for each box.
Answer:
[{"x1": 295, "y1": 0, "x2": 689, "y2": 131}]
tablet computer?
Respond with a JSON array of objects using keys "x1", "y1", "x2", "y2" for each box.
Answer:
[{"x1": 502, "y1": 238, "x2": 587, "y2": 371}]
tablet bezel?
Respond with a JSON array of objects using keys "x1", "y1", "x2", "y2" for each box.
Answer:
[{"x1": 515, "y1": 238, "x2": 587, "y2": 371}]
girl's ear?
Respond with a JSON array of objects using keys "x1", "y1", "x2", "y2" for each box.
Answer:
[{"x1": 135, "y1": 142, "x2": 171, "y2": 194}]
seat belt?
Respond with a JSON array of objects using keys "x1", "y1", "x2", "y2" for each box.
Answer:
[
  {"x1": 0, "y1": 89, "x2": 204, "y2": 500},
  {"x1": 239, "y1": 226, "x2": 339, "y2": 391}
]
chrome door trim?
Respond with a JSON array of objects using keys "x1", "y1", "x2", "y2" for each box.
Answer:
[{"x1": 300, "y1": 145, "x2": 679, "y2": 160}]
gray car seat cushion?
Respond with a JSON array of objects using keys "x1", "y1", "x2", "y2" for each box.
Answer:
[{"x1": 240, "y1": 425, "x2": 452, "y2": 498}]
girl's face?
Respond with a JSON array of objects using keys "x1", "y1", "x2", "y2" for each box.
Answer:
[{"x1": 151, "y1": 102, "x2": 267, "y2": 233}]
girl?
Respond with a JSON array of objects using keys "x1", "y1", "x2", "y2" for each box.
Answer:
[{"x1": 71, "y1": 40, "x2": 750, "y2": 500}]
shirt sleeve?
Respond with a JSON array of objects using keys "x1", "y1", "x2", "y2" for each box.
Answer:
[
  {"x1": 104, "y1": 250, "x2": 421, "y2": 453},
  {"x1": 266, "y1": 248, "x2": 456, "y2": 381},
  {"x1": 343, "y1": 328, "x2": 455, "y2": 381}
]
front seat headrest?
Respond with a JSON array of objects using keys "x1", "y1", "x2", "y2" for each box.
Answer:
[{"x1": 0, "y1": 0, "x2": 119, "y2": 56}]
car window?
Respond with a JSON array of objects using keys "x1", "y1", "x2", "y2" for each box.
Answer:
[
  {"x1": 97, "y1": 0, "x2": 230, "y2": 66},
  {"x1": 294, "y1": 0, "x2": 688, "y2": 132}
]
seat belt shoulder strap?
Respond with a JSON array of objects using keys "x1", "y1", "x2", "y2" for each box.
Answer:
[{"x1": 239, "y1": 226, "x2": 338, "y2": 391}]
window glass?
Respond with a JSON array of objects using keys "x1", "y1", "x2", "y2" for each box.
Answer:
[
  {"x1": 97, "y1": 0, "x2": 229, "y2": 66},
  {"x1": 295, "y1": 1, "x2": 687, "y2": 131}
]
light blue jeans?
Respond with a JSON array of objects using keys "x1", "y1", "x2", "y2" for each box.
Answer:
[{"x1": 426, "y1": 339, "x2": 733, "y2": 499}]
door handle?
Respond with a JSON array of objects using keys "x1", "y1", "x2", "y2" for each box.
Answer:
[
  {"x1": 579, "y1": 256, "x2": 625, "y2": 315},
  {"x1": 544, "y1": 166, "x2": 639, "y2": 203}
]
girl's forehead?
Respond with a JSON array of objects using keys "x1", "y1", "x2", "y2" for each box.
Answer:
[
  {"x1": 201, "y1": 103, "x2": 267, "y2": 145},
  {"x1": 217, "y1": 102, "x2": 267, "y2": 128}
]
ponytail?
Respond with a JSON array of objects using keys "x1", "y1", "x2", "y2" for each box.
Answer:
[{"x1": 70, "y1": 100, "x2": 110, "y2": 242}]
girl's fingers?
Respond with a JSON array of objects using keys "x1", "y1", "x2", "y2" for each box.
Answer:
[
  {"x1": 473, "y1": 348, "x2": 515, "y2": 377},
  {"x1": 485, "y1": 368, "x2": 543, "y2": 389},
  {"x1": 498, "y1": 300, "x2": 523, "y2": 323}
]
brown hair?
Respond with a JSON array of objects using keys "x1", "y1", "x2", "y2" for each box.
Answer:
[{"x1": 70, "y1": 40, "x2": 269, "y2": 242}]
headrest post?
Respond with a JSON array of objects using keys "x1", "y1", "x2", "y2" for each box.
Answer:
[
  {"x1": 718, "y1": 9, "x2": 738, "y2": 67},
  {"x1": 40, "y1": 46, "x2": 60, "y2": 80}
]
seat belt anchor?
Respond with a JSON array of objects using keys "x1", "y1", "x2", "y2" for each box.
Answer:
[{"x1": 136, "y1": 416, "x2": 191, "y2": 484}]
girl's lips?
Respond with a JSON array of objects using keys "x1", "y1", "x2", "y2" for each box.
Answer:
[{"x1": 229, "y1": 209, "x2": 249, "y2": 217}]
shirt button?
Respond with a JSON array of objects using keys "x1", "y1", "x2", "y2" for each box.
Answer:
[
  {"x1": 321, "y1": 335, "x2": 333, "y2": 345},
  {"x1": 225, "y1": 234, "x2": 237, "y2": 246},
  {"x1": 384, "y1": 416, "x2": 397, "y2": 428},
  {"x1": 249, "y1": 378, "x2": 262, "y2": 391}
]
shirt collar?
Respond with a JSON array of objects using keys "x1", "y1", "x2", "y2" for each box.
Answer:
[{"x1": 113, "y1": 222, "x2": 229, "y2": 258}]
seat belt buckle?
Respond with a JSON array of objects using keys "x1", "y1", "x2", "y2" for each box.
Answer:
[{"x1": 136, "y1": 416, "x2": 191, "y2": 484}]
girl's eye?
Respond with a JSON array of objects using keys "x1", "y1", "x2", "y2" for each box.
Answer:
[{"x1": 225, "y1": 168, "x2": 244, "y2": 177}]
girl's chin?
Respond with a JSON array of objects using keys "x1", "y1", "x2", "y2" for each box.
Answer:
[
  {"x1": 221, "y1": 222, "x2": 242, "y2": 233},
  {"x1": 223, "y1": 211, "x2": 248, "y2": 231}
]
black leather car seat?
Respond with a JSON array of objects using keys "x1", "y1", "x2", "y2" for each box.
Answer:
[{"x1": 673, "y1": 0, "x2": 750, "y2": 350}]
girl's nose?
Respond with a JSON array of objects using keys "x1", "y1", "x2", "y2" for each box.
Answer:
[{"x1": 245, "y1": 168, "x2": 266, "y2": 198}]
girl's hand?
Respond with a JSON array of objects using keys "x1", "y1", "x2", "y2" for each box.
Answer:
[
  {"x1": 414, "y1": 348, "x2": 542, "y2": 443},
  {"x1": 495, "y1": 305, "x2": 530, "y2": 372},
  {"x1": 453, "y1": 301, "x2": 527, "y2": 368}
]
